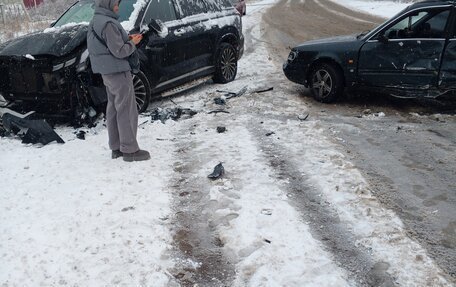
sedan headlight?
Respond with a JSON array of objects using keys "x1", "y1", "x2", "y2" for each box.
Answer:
[{"x1": 288, "y1": 50, "x2": 298, "y2": 62}]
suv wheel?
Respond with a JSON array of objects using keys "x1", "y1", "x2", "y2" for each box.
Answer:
[
  {"x1": 132, "y1": 71, "x2": 151, "y2": 113},
  {"x1": 213, "y1": 42, "x2": 238, "y2": 83},
  {"x1": 309, "y1": 63, "x2": 343, "y2": 103}
]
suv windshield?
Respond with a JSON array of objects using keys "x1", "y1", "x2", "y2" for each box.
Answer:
[{"x1": 54, "y1": 0, "x2": 138, "y2": 27}]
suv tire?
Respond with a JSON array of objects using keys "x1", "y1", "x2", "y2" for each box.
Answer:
[
  {"x1": 309, "y1": 63, "x2": 343, "y2": 103},
  {"x1": 132, "y1": 71, "x2": 151, "y2": 113},
  {"x1": 213, "y1": 42, "x2": 238, "y2": 84}
]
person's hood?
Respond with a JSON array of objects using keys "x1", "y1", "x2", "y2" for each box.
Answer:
[
  {"x1": 95, "y1": 0, "x2": 118, "y2": 11},
  {"x1": 0, "y1": 23, "x2": 88, "y2": 57}
]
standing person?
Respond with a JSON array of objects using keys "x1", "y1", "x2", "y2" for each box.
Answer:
[{"x1": 87, "y1": 0, "x2": 150, "y2": 162}]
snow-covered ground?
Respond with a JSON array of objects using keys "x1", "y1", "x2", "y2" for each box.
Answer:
[
  {"x1": 0, "y1": 0, "x2": 453, "y2": 286},
  {"x1": 331, "y1": 0, "x2": 412, "y2": 19}
]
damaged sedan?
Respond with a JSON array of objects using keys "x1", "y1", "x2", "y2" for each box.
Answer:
[
  {"x1": 0, "y1": 0, "x2": 244, "y2": 119},
  {"x1": 283, "y1": 0, "x2": 456, "y2": 102}
]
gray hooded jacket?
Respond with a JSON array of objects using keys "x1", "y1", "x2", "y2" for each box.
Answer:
[{"x1": 87, "y1": 0, "x2": 136, "y2": 75}]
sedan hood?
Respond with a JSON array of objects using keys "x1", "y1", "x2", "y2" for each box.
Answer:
[
  {"x1": 295, "y1": 34, "x2": 358, "y2": 49},
  {"x1": 0, "y1": 23, "x2": 88, "y2": 58}
]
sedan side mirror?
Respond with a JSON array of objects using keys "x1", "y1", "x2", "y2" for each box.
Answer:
[{"x1": 378, "y1": 34, "x2": 389, "y2": 44}]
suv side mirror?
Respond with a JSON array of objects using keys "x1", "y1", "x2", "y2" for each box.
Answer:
[
  {"x1": 378, "y1": 33, "x2": 389, "y2": 44},
  {"x1": 148, "y1": 19, "x2": 164, "y2": 33}
]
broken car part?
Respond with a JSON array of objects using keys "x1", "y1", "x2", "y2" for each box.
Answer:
[
  {"x1": 208, "y1": 162, "x2": 225, "y2": 180},
  {"x1": 2, "y1": 112, "x2": 65, "y2": 145},
  {"x1": 150, "y1": 107, "x2": 197, "y2": 123}
]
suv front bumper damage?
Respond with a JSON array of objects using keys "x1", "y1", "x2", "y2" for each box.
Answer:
[{"x1": 0, "y1": 56, "x2": 107, "y2": 119}]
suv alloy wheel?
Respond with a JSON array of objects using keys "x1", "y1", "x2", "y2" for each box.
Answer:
[
  {"x1": 213, "y1": 42, "x2": 238, "y2": 83},
  {"x1": 132, "y1": 71, "x2": 151, "y2": 113}
]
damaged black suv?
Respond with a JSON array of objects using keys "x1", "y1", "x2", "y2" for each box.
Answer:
[{"x1": 0, "y1": 0, "x2": 244, "y2": 119}]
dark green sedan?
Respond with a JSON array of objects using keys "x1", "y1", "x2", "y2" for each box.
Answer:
[{"x1": 283, "y1": 0, "x2": 456, "y2": 102}]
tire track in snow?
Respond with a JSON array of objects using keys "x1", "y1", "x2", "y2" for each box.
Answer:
[
  {"x1": 167, "y1": 122, "x2": 236, "y2": 286},
  {"x1": 312, "y1": 0, "x2": 377, "y2": 24},
  {"x1": 163, "y1": 108, "x2": 352, "y2": 286},
  {"x1": 246, "y1": 119, "x2": 395, "y2": 287}
]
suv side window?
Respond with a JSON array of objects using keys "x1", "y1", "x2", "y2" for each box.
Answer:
[
  {"x1": 204, "y1": 0, "x2": 232, "y2": 12},
  {"x1": 143, "y1": 0, "x2": 177, "y2": 23},
  {"x1": 176, "y1": 0, "x2": 207, "y2": 17},
  {"x1": 382, "y1": 8, "x2": 450, "y2": 39}
]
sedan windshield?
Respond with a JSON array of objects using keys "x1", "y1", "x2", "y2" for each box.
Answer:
[{"x1": 54, "y1": 0, "x2": 137, "y2": 27}]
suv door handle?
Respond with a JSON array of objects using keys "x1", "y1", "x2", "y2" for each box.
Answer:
[{"x1": 174, "y1": 28, "x2": 186, "y2": 36}]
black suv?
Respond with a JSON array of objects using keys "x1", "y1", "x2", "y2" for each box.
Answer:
[
  {"x1": 283, "y1": 0, "x2": 456, "y2": 102},
  {"x1": 0, "y1": 0, "x2": 244, "y2": 117}
]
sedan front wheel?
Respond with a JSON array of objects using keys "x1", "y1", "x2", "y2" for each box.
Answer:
[{"x1": 309, "y1": 63, "x2": 343, "y2": 103}]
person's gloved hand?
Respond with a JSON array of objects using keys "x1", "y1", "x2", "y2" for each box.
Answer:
[{"x1": 129, "y1": 34, "x2": 143, "y2": 45}]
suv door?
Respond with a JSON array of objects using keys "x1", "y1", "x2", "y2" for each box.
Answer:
[
  {"x1": 171, "y1": 0, "x2": 217, "y2": 72},
  {"x1": 438, "y1": 7, "x2": 456, "y2": 90},
  {"x1": 141, "y1": 0, "x2": 182, "y2": 83},
  {"x1": 357, "y1": 6, "x2": 451, "y2": 90}
]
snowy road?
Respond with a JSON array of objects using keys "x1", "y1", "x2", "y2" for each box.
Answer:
[{"x1": 1, "y1": 0, "x2": 455, "y2": 286}]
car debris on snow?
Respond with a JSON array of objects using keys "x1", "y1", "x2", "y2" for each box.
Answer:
[
  {"x1": 214, "y1": 97, "x2": 226, "y2": 105},
  {"x1": 208, "y1": 110, "x2": 230, "y2": 115},
  {"x1": 75, "y1": 130, "x2": 86, "y2": 140},
  {"x1": 253, "y1": 87, "x2": 274, "y2": 93},
  {"x1": 150, "y1": 107, "x2": 197, "y2": 123},
  {"x1": 208, "y1": 162, "x2": 225, "y2": 180},
  {"x1": 298, "y1": 113, "x2": 309, "y2": 121},
  {"x1": 213, "y1": 86, "x2": 248, "y2": 105},
  {"x1": 216, "y1": 86, "x2": 248, "y2": 99},
  {"x1": 261, "y1": 209, "x2": 273, "y2": 215},
  {"x1": 0, "y1": 108, "x2": 64, "y2": 145},
  {"x1": 216, "y1": 126, "x2": 226, "y2": 133},
  {"x1": 121, "y1": 206, "x2": 135, "y2": 212},
  {"x1": 265, "y1": 131, "x2": 275, "y2": 136}
]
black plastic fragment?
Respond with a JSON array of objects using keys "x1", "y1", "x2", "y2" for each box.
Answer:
[
  {"x1": 150, "y1": 107, "x2": 197, "y2": 123},
  {"x1": 265, "y1": 131, "x2": 275, "y2": 136},
  {"x1": 208, "y1": 110, "x2": 230, "y2": 114},
  {"x1": 298, "y1": 113, "x2": 309, "y2": 121},
  {"x1": 208, "y1": 162, "x2": 225, "y2": 180},
  {"x1": 217, "y1": 126, "x2": 226, "y2": 133},
  {"x1": 214, "y1": 97, "x2": 226, "y2": 105},
  {"x1": 2, "y1": 113, "x2": 65, "y2": 145},
  {"x1": 76, "y1": 130, "x2": 86, "y2": 140},
  {"x1": 254, "y1": 87, "x2": 274, "y2": 93},
  {"x1": 216, "y1": 86, "x2": 248, "y2": 99}
]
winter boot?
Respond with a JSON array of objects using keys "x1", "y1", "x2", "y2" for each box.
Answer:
[
  {"x1": 123, "y1": 149, "x2": 151, "y2": 162},
  {"x1": 112, "y1": 150, "x2": 123, "y2": 159}
]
